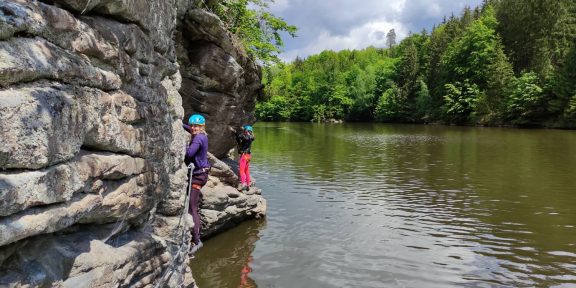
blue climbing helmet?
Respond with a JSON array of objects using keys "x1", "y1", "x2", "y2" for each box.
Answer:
[
  {"x1": 188, "y1": 114, "x2": 205, "y2": 125},
  {"x1": 243, "y1": 125, "x2": 253, "y2": 132}
]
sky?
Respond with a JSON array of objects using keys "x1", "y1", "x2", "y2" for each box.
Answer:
[{"x1": 267, "y1": 0, "x2": 485, "y2": 62}]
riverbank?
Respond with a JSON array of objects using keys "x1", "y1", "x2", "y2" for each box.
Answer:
[{"x1": 263, "y1": 119, "x2": 576, "y2": 130}]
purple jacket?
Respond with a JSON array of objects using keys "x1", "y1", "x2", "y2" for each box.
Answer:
[{"x1": 184, "y1": 130, "x2": 210, "y2": 174}]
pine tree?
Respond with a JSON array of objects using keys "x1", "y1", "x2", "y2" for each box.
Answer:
[
  {"x1": 440, "y1": 4, "x2": 514, "y2": 123},
  {"x1": 496, "y1": 0, "x2": 574, "y2": 75},
  {"x1": 426, "y1": 16, "x2": 466, "y2": 113},
  {"x1": 386, "y1": 29, "x2": 397, "y2": 49}
]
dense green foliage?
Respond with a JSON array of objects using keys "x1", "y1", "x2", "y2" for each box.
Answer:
[
  {"x1": 200, "y1": 0, "x2": 297, "y2": 65},
  {"x1": 260, "y1": 47, "x2": 399, "y2": 122},
  {"x1": 258, "y1": 0, "x2": 576, "y2": 127}
]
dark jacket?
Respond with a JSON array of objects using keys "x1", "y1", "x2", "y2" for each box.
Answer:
[{"x1": 235, "y1": 131, "x2": 254, "y2": 154}]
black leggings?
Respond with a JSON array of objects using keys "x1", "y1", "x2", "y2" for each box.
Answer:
[{"x1": 188, "y1": 171, "x2": 208, "y2": 244}]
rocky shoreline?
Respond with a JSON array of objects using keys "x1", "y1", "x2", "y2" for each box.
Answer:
[{"x1": 0, "y1": 0, "x2": 264, "y2": 287}]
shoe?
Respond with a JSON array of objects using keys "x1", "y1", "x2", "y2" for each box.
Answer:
[
  {"x1": 237, "y1": 183, "x2": 246, "y2": 191},
  {"x1": 244, "y1": 185, "x2": 249, "y2": 192},
  {"x1": 188, "y1": 241, "x2": 203, "y2": 256}
]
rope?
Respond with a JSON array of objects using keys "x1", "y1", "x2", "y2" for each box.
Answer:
[
  {"x1": 98, "y1": 178, "x2": 138, "y2": 245},
  {"x1": 198, "y1": 0, "x2": 217, "y2": 15},
  {"x1": 186, "y1": 94, "x2": 206, "y2": 106},
  {"x1": 154, "y1": 163, "x2": 195, "y2": 288},
  {"x1": 103, "y1": 202, "x2": 133, "y2": 244},
  {"x1": 81, "y1": 0, "x2": 93, "y2": 14}
]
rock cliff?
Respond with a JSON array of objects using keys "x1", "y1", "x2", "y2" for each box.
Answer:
[{"x1": 0, "y1": 0, "x2": 265, "y2": 287}]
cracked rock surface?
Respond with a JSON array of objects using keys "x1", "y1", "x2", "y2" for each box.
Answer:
[{"x1": 0, "y1": 0, "x2": 265, "y2": 287}]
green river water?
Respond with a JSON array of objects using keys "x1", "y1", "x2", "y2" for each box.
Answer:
[{"x1": 191, "y1": 122, "x2": 576, "y2": 288}]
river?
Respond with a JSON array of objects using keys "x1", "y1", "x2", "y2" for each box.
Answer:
[{"x1": 191, "y1": 122, "x2": 576, "y2": 288}]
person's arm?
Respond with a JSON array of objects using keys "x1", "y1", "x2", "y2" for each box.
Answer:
[
  {"x1": 186, "y1": 137, "x2": 201, "y2": 158},
  {"x1": 182, "y1": 121, "x2": 191, "y2": 134},
  {"x1": 228, "y1": 126, "x2": 240, "y2": 141},
  {"x1": 235, "y1": 131, "x2": 244, "y2": 145}
]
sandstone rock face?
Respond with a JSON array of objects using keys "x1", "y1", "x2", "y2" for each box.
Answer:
[
  {"x1": 0, "y1": 0, "x2": 266, "y2": 287},
  {"x1": 177, "y1": 8, "x2": 262, "y2": 158}
]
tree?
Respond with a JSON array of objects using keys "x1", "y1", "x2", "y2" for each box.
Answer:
[
  {"x1": 554, "y1": 43, "x2": 576, "y2": 122},
  {"x1": 258, "y1": 0, "x2": 576, "y2": 127},
  {"x1": 442, "y1": 81, "x2": 482, "y2": 124},
  {"x1": 370, "y1": 61, "x2": 399, "y2": 120},
  {"x1": 414, "y1": 79, "x2": 432, "y2": 121},
  {"x1": 496, "y1": 0, "x2": 575, "y2": 76},
  {"x1": 426, "y1": 16, "x2": 466, "y2": 111},
  {"x1": 440, "y1": 5, "x2": 514, "y2": 122},
  {"x1": 386, "y1": 28, "x2": 397, "y2": 57},
  {"x1": 328, "y1": 84, "x2": 353, "y2": 120},
  {"x1": 374, "y1": 83, "x2": 406, "y2": 122},
  {"x1": 205, "y1": 0, "x2": 297, "y2": 66},
  {"x1": 255, "y1": 96, "x2": 291, "y2": 120},
  {"x1": 505, "y1": 72, "x2": 546, "y2": 125},
  {"x1": 565, "y1": 94, "x2": 576, "y2": 125},
  {"x1": 395, "y1": 38, "x2": 420, "y2": 89},
  {"x1": 386, "y1": 29, "x2": 397, "y2": 49}
]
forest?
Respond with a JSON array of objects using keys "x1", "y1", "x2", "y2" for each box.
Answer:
[{"x1": 256, "y1": 0, "x2": 576, "y2": 128}]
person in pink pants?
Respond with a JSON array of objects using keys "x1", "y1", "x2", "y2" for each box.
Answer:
[
  {"x1": 231, "y1": 125, "x2": 255, "y2": 191},
  {"x1": 239, "y1": 152, "x2": 252, "y2": 189}
]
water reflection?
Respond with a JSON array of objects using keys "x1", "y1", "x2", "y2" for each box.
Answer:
[{"x1": 190, "y1": 220, "x2": 265, "y2": 288}]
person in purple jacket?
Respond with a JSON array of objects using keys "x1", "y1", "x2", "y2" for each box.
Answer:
[{"x1": 183, "y1": 114, "x2": 210, "y2": 255}]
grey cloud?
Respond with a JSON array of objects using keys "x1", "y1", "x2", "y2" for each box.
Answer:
[
  {"x1": 269, "y1": 0, "x2": 484, "y2": 61},
  {"x1": 371, "y1": 31, "x2": 386, "y2": 41},
  {"x1": 400, "y1": 0, "x2": 481, "y2": 32}
]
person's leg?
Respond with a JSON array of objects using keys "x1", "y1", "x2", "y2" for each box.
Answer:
[
  {"x1": 189, "y1": 172, "x2": 208, "y2": 245},
  {"x1": 245, "y1": 154, "x2": 251, "y2": 186},
  {"x1": 188, "y1": 185, "x2": 201, "y2": 245},
  {"x1": 239, "y1": 153, "x2": 248, "y2": 185}
]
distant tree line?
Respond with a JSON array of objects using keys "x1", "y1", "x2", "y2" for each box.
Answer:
[{"x1": 257, "y1": 0, "x2": 576, "y2": 128}]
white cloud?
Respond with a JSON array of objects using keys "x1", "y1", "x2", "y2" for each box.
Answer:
[
  {"x1": 272, "y1": 0, "x2": 484, "y2": 61},
  {"x1": 427, "y1": 3, "x2": 442, "y2": 17},
  {"x1": 280, "y1": 20, "x2": 408, "y2": 62},
  {"x1": 269, "y1": 0, "x2": 291, "y2": 12},
  {"x1": 390, "y1": 0, "x2": 407, "y2": 14}
]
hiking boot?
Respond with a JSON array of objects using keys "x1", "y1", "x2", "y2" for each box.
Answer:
[{"x1": 188, "y1": 241, "x2": 203, "y2": 256}]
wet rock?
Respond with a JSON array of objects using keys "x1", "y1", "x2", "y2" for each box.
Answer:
[{"x1": 200, "y1": 174, "x2": 267, "y2": 239}]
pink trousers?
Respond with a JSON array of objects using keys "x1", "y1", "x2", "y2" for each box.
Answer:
[{"x1": 239, "y1": 153, "x2": 252, "y2": 185}]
